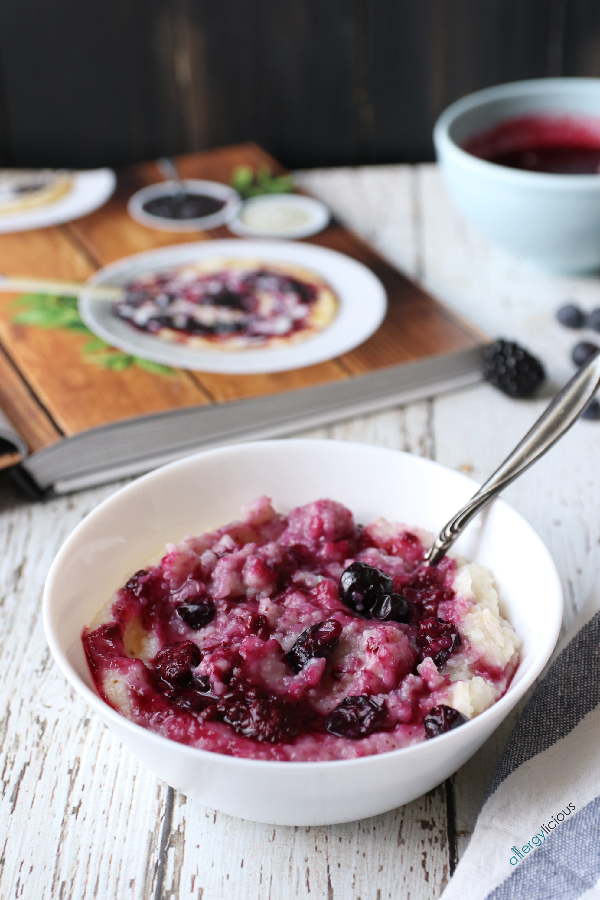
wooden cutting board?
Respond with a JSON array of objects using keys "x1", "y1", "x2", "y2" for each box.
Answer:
[{"x1": 0, "y1": 143, "x2": 484, "y2": 470}]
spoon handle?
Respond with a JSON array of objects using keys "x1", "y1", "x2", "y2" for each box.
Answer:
[
  {"x1": 0, "y1": 274, "x2": 124, "y2": 301},
  {"x1": 425, "y1": 350, "x2": 600, "y2": 566},
  {"x1": 157, "y1": 157, "x2": 185, "y2": 194}
]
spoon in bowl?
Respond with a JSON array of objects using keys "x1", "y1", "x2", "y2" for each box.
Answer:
[
  {"x1": 156, "y1": 157, "x2": 187, "y2": 216},
  {"x1": 424, "y1": 349, "x2": 600, "y2": 566}
]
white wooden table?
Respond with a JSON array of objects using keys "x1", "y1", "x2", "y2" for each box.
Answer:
[{"x1": 3, "y1": 164, "x2": 600, "y2": 900}]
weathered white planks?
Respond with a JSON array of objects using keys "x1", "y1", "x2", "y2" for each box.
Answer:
[
  {"x1": 1, "y1": 162, "x2": 599, "y2": 899},
  {"x1": 301, "y1": 163, "x2": 600, "y2": 870}
]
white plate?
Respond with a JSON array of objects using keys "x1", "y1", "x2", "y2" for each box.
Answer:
[
  {"x1": 0, "y1": 168, "x2": 116, "y2": 233},
  {"x1": 228, "y1": 194, "x2": 330, "y2": 239},
  {"x1": 79, "y1": 240, "x2": 387, "y2": 374},
  {"x1": 128, "y1": 179, "x2": 241, "y2": 232}
]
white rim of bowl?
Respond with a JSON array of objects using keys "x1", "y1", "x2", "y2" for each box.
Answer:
[
  {"x1": 434, "y1": 76, "x2": 600, "y2": 188},
  {"x1": 228, "y1": 194, "x2": 330, "y2": 239},
  {"x1": 128, "y1": 179, "x2": 242, "y2": 232},
  {"x1": 42, "y1": 440, "x2": 563, "y2": 771}
]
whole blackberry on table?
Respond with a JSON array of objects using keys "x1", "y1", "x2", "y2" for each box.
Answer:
[{"x1": 483, "y1": 339, "x2": 545, "y2": 398}]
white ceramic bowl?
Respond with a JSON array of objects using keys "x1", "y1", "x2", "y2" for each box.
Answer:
[
  {"x1": 434, "y1": 77, "x2": 600, "y2": 272},
  {"x1": 128, "y1": 179, "x2": 241, "y2": 232},
  {"x1": 43, "y1": 440, "x2": 562, "y2": 825}
]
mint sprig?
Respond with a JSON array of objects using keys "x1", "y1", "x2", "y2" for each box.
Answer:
[
  {"x1": 11, "y1": 294, "x2": 174, "y2": 375},
  {"x1": 231, "y1": 165, "x2": 294, "y2": 199}
]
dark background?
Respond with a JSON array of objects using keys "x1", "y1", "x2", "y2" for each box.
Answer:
[{"x1": 1, "y1": 0, "x2": 600, "y2": 170}]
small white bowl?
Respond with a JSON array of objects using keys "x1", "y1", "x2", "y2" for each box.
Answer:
[
  {"x1": 128, "y1": 179, "x2": 241, "y2": 232},
  {"x1": 43, "y1": 440, "x2": 562, "y2": 825},
  {"x1": 228, "y1": 194, "x2": 330, "y2": 239},
  {"x1": 434, "y1": 77, "x2": 600, "y2": 272}
]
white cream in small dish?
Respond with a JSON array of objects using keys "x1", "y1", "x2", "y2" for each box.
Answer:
[{"x1": 229, "y1": 194, "x2": 330, "y2": 239}]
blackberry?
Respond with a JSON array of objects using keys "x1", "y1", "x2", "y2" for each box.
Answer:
[
  {"x1": 325, "y1": 695, "x2": 387, "y2": 738},
  {"x1": 177, "y1": 600, "x2": 215, "y2": 630},
  {"x1": 286, "y1": 619, "x2": 343, "y2": 674},
  {"x1": 216, "y1": 690, "x2": 316, "y2": 743},
  {"x1": 572, "y1": 341, "x2": 599, "y2": 367},
  {"x1": 369, "y1": 593, "x2": 410, "y2": 624},
  {"x1": 483, "y1": 340, "x2": 545, "y2": 398},
  {"x1": 424, "y1": 705, "x2": 469, "y2": 739},
  {"x1": 556, "y1": 303, "x2": 585, "y2": 329},
  {"x1": 154, "y1": 640, "x2": 201, "y2": 688},
  {"x1": 338, "y1": 562, "x2": 393, "y2": 615}
]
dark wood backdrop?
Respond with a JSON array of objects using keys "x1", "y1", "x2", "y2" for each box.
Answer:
[{"x1": 1, "y1": 0, "x2": 600, "y2": 171}]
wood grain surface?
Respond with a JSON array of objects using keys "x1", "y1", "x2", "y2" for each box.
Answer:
[
  {"x1": 2, "y1": 161, "x2": 598, "y2": 900},
  {"x1": 0, "y1": 143, "x2": 481, "y2": 458},
  {"x1": 3, "y1": 0, "x2": 599, "y2": 170}
]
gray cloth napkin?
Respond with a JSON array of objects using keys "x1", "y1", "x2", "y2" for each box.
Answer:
[{"x1": 441, "y1": 585, "x2": 600, "y2": 900}]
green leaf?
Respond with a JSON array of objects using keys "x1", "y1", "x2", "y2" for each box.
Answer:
[
  {"x1": 11, "y1": 293, "x2": 83, "y2": 326},
  {"x1": 12, "y1": 293, "x2": 56, "y2": 308},
  {"x1": 230, "y1": 165, "x2": 294, "y2": 200},
  {"x1": 49, "y1": 310, "x2": 82, "y2": 328},
  {"x1": 231, "y1": 166, "x2": 254, "y2": 194},
  {"x1": 256, "y1": 166, "x2": 272, "y2": 186},
  {"x1": 133, "y1": 357, "x2": 174, "y2": 375},
  {"x1": 85, "y1": 351, "x2": 133, "y2": 371},
  {"x1": 82, "y1": 337, "x2": 110, "y2": 352},
  {"x1": 13, "y1": 309, "x2": 65, "y2": 327},
  {"x1": 107, "y1": 357, "x2": 131, "y2": 372},
  {"x1": 267, "y1": 175, "x2": 294, "y2": 194},
  {"x1": 47, "y1": 295, "x2": 78, "y2": 311},
  {"x1": 13, "y1": 289, "x2": 174, "y2": 378},
  {"x1": 66, "y1": 321, "x2": 93, "y2": 335}
]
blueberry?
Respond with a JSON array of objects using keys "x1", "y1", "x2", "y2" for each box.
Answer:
[
  {"x1": 125, "y1": 569, "x2": 150, "y2": 597},
  {"x1": 177, "y1": 600, "x2": 215, "y2": 629},
  {"x1": 587, "y1": 308, "x2": 600, "y2": 332},
  {"x1": 325, "y1": 695, "x2": 387, "y2": 738},
  {"x1": 167, "y1": 687, "x2": 215, "y2": 712},
  {"x1": 572, "y1": 341, "x2": 599, "y2": 367},
  {"x1": 556, "y1": 303, "x2": 585, "y2": 329},
  {"x1": 424, "y1": 705, "x2": 469, "y2": 739},
  {"x1": 338, "y1": 562, "x2": 393, "y2": 615},
  {"x1": 216, "y1": 692, "x2": 316, "y2": 743},
  {"x1": 286, "y1": 619, "x2": 343, "y2": 674},
  {"x1": 582, "y1": 398, "x2": 600, "y2": 421},
  {"x1": 369, "y1": 593, "x2": 410, "y2": 624},
  {"x1": 154, "y1": 640, "x2": 201, "y2": 688}
]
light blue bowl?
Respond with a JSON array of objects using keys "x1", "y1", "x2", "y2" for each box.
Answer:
[{"x1": 434, "y1": 78, "x2": 600, "y2": 273}]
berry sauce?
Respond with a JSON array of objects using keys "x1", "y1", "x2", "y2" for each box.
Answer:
[
  {"x1": 82, "y1": 498, "x2": 519, "y2": 761},
  {"x1": 463, "y1": 114, "x2": 600, "y2": 174},
  {"x1": 113, "y1": 264, "x2": 329, "y2": 347},
  {"x1": 142, "y1": 193, "x2": 226, "y2": 220}
]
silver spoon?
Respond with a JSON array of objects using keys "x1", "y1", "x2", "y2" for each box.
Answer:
[
  {"x1": 425, "y1": 350, "x2": 600, "y2": 566},
  {"x1": 157, "y1": 157, "x2": 187, "y2": 214}
]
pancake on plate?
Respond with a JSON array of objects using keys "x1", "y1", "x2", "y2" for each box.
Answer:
[
  {"x1": 0, "y1": 169, "x2": 73, "y2": 215},
  {"x1": 113, "y1": 258, "x2": 338, "y2": 352}
]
